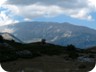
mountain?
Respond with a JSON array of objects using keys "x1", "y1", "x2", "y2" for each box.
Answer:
[
  {"x1": 85, "y1": 46, "x2": 96, "y2": 52},
  {"x1": 0, "y1": 32, "x2": 23, "y2": 43},
  {"x1": 0, "y1": 21, "x2": 96, "y2": 48}
]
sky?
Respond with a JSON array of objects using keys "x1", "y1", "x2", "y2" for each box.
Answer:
[{"x1": 0, "y1": 0, "x2": 96, "y2": 30}]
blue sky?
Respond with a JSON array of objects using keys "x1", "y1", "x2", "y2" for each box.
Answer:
[
  {"x1": 33, "y1": 14, "x2": 96, "y2": 29},
  {"x1": 0, "y1": 0, "x2": 96, "y2": 30}
]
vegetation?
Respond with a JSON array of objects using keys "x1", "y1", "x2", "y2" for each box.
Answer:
[
  {"x1": 0, "y1": 39, "x2": 95, "y2": 72},
  {"x1": 78, "y1": 64, "x2": 87, "y2": 69},
  {"x1": 0, "y1": 38, "x2": 95, "y2": 63},
  {"x1": 66, "y1": 45, "x2": 79, "y2": 59}
]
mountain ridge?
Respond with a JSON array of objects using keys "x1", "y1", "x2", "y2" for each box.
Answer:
[{"x1": 0, "y1": 21, "x2": 96, "y2": 48}]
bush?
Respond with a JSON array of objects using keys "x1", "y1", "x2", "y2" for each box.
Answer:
[
  {"x1": 89, "y1": 54, "x2": 95, "y2": 58},
  {"x1": 68, "y1": 52, "x2": 79, "y2": 60},
  {"x1": 66, "y1": 44, "x2": 76, "y2": 52}
]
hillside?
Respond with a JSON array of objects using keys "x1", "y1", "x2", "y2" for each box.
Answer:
[
  {"x1": 0, "y1": 40, "x2": 95, "y2": 72},
  {"x1": 0, "y1": 22, "x2": 96, "y2": 48},
  {"x1": 85, "y1": 46, "x2": 96, "y2": 53},
  {"x1": 0, "y1": 39, "x2": 95, "y2": 61}
]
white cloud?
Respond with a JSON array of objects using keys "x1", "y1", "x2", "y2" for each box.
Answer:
[
  {"x1": 0, "y1": 24, "x2": 14, "y2": 34},
  {"x1": 18, "y1": 4, "x2": 63, "y2": 18},
  {"x1": 4, "y1": 0, "x2": 89, "y2": 8},
  {"x1": 88, "y1": 0, "x2": 96, "y2": 8},
  {"x1": 0, "y1": 4, "x2": 19, "y2": 26},
  {"x1": 0, "y1": 11, "x2": 19, "y2": 26},
  {"x1": 2, "y1": 4, "x2": 19, "y2": 15},
  {"x1": 1, "y1": 28, "x2": 14, "y2": 33},
  {"x1": 0, "y1": 0, "x2": 7, "y2": 5},
  {"x1": 0, "y1": 0, "x2": 95, "y2": 26},
  {"x1": 0, "y1": 11, "x2": 14, "y2": 26},
  {"x1": 70, "y1": 8, "x2": 93, "y2": 20}
]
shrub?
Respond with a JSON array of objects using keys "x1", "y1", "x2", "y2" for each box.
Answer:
[
  {"x1": 89, "y1": 54, "x2": 95, "y2": 58},
  {"x1": 66, "y1": 44, "x2": 76, "y2": 52},
  {"x1": 68, "y1": 52, "x2": 79, "y2": 60}
]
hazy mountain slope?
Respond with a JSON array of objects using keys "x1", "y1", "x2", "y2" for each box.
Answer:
[
  {"x1": 0, "y1": 22, "x2": 96, "y2": 48},
  {"x1": 0, "y1": 32, "x2": 23, "y2": 43}
]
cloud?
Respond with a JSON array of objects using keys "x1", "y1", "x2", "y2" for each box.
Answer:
[
  {"x1": 88, "y1": 0, "x2": 96, "y2": 9},
  {"x1": 5, "y1": 0, "x2": 96, "y2": 10},
  {"x1": 1, "y1": 28, "x2": 14, "y2": 33},
  {"x1": 18, "y1": 4, "x2": 63, "y2": 18},
  {"x1": 70, "y1": 8, "x2": 93, "y2": 20},
  {"x1": 0, "y1": 0, "x2": 7, "y2": 5},
  {"x1": 0, "y1": 10, "x2": 14, "y2": 26},
  {"x1": 0, "y1": 4, "x2": 20, "y2": 26},
  {"x1": 0, "y1": 24, "x2": 15, "y2": 33},
  {"x1": 0, "y1": 0, "x2": 95, "y2": 26},
  {"x1": 4, "y1": 0, "x2": 90, "y2": 8}
]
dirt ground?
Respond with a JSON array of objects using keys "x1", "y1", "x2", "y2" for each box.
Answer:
[{"x1": 1, "y1": 55, "x2": 95, "y2": 72}]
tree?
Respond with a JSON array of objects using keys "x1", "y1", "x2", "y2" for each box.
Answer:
[
  {"x1": 66, "y1": 44, "x2": 76, "y2": 51},
  {"x1": 41, "y1": 39, "x2": 46, "y2": 44},
  {"x1": 66, "y1": 44, "x2": 79, "y2": 60}
]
